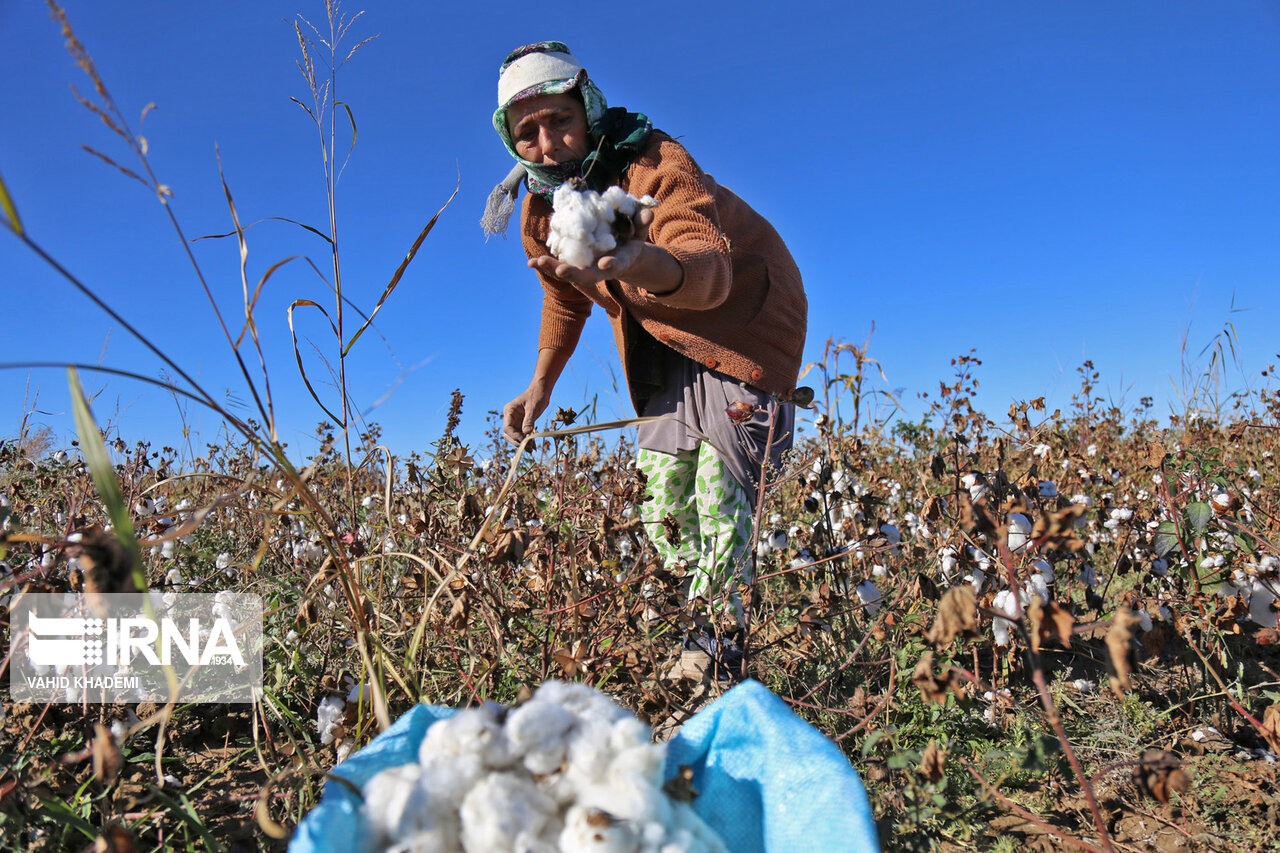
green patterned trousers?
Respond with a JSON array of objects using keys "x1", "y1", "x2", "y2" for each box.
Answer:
[{"x1": 637, "y1": 443, "x2": 754, "y2": 613}]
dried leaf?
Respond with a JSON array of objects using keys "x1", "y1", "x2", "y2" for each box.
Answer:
[
  {"x1": 661, "y1": 513, "x2": 681, "y2": 548},
  {"x1": 1030, "y1": 504, "x2": 1087, "y2": 552},
  {"x1": 457, "y1": 492, "x2": 482, "y2": 521},
  {"x1": 922, "y1": 493, "x2": 946, "y2": 521},
  {"x1": 488, "y1": 529, "x2": 528, "y2": 564},
  {"x1": 1261, "y1": 704, "x2": 1280, "y2": 754},
  {"x1": 925, "y1": 585, "x2": 977, "y2": 648},
  {"x1": 912, "y1": 652, "x2": 954, "y2": 705},
  {"x1": 1106, "y1": 607, "x2": 1140, "y2": 698},
  {"x1": 445, "y1": 589, "x2": 470, "y2": 630},
  {"x1": 1144, "y1": 440, "x2": 1168, "y2": 469},
  {"x1": 957, "y1": 491, "x2": 997, "y2": 536},
  {"x1": 1028, "y1": 599, "x2": 1074, "y2": 654},
  {"x1": 91, "y1": 723, "x2": 122, "y2": 786},
  {"x1": 929, "y1": 454, "x2": 947, "y2": 479},
  {"x1": 919, "y1": 740, "x2": 947, "y2": 783}
]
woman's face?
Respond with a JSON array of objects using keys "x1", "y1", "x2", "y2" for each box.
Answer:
[{"x1": 507, "y1": 93, "x2": 590, "y2": 165}]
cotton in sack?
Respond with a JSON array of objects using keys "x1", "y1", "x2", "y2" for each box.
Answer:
[{"x1": 289, "y1": 680, "x2": 880, "y2": 853}]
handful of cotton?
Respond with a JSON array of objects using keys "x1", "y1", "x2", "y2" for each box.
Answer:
[
  {"x1": 548, "y1": 182, "x2": 657, "y2": 269},
  {"x1": 359, "y1": 680, "x2": 727, "y2": 853}
]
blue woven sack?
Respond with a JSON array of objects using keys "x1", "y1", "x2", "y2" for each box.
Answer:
[{"x1": 290, "y1": 679, "x2": 880, "y2": 852}]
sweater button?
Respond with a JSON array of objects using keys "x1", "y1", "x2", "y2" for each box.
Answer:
[
  {"x1": 704, "y1": 358, "x2": 718, "y2": 370},
  {"x1": 750, "y1": 368, "x2": 763, "y2": 382},
  {"x1": 659, "y1": 333, "x2": 671, "y2": 344}
]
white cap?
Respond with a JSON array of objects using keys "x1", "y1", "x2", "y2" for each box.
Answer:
[{"x1": 497, "y1": 50, "x2": 583, "y2": 108}]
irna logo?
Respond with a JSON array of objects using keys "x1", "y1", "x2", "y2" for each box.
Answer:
[{"x1": 26, "y1": 610, "x2": 246, "y2": 668}]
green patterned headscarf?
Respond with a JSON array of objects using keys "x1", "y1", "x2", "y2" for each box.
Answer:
[{"x1": 481, "y1": 42, "x2": 653, "y2": 238}]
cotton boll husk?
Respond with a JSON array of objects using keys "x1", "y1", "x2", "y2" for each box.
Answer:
[{"x1": 459, "y1": 772, "x2": 559, "y2": 853}]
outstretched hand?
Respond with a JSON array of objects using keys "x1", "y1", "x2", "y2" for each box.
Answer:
[{"x1": 530, "y1": 206, "x2": 678, "y2": 292}]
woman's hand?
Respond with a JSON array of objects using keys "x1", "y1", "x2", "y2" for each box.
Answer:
[
  {"x1": 503, "y1": 384, "x2": 552, "y2": 445},
  {"x1": 529, "y1": 207, "x2": 683, "y2": 295}
]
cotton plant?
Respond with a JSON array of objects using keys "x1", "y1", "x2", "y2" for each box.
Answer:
[
  {"x1": 357, "y1": 681, "x2": 727, "y2": 853},
  {"x1": 548, "y1": 183, "x2": 657, "y2": 269}
]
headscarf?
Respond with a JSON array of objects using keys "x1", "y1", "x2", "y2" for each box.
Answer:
[{"x1": 481, "y1": 42, "x2": 652, "y2": 238}]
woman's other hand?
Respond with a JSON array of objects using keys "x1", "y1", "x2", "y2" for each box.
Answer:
[{"x1": 503, "y1": 384, "x2": 551, "y2": 444}]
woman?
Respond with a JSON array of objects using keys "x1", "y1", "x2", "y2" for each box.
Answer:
[{"x1": 484, "y1": 42, "x2": 807, "y2": 640}]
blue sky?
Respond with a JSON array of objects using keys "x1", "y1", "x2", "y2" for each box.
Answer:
[{"x1": 3, "y1": 1, "x2": 1278, "y2": 461}]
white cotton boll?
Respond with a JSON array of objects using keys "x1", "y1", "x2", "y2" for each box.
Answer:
[
  {"x1": 1033, "y1": 443, "x2": 1051, "y2": 459},
  {"x1": 1079, "y1": 564, "x2": 1102, "y2": 588},
  {"x1": 856, "y1": 580, "x2": 883, "y2": 617},
  {"x1": 1031, "y1": 558, "x2": 1055, "y2": 584},
  {"x1": 506, "y1": 698, "x2": 576, "y2": 775},
  {"x1": 560, "y1": 805, "x2": 641, "y2": 853},
  {"x1": 967, "y1": 567, "x2": 987, "y2": 595},
  {"x1": 992, "y1": 589, "x2": 1025, "y2": 647},
  {"x1": 871, "y1": 563, "x2": 888, "y2": 578},
  {"x1": 1007, "y1": 513, "x2": 1033, "y2": 552},
  {"x1": 666, "y1": 803, "x2": 729, "y2": 853},
  {"x1": 460, "y1": 772, "x2": 559, "y2": 853},
  {"x1": 1072, "y1": 679, "x2": 1097, "y2": 692},
  {"x1": 939, "y1": 547, "x2": 959, "y2": 584},
  {"x1": 1247, "y1": 579, "x2": 1278, "y2": 627},
  {"x1": 420, "y1": 707, "x2": 513, "y2": 770},
  {"x1": 580, "y1": 768, "x2": 669, "y2": 829},
  {"x1": 384, "y1": 829, "x2": 457, "y2": 853},
  {"x1": 1025, "y1": 573, "x2": 1050, "y2": 605},
  {"x1": 363, "y1": 763, "x2": 425, "y2": 844},
  {"x1": 768, "y1": 529, "x2": 788, "y2": 551},
  {"x1": 1038, "y1": 481, "x2": 1058, "y2": 499},
  {"x1": 1136, "y1": 609, "x2": 1153, "y2": 632},
  {"x1": 316, "y1": 696, "x2": 344, "y2": 745}
]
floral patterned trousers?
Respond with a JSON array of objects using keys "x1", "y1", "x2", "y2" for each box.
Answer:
[{"x1": 637, "y1": 443, "x2": 754, "y2": 612}]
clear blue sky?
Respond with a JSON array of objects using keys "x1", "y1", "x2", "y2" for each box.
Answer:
[{"x1": 3, "y1": 0, "x2": 1279, "y2": 461}]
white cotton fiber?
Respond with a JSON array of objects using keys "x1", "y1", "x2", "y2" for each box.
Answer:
[
  {"x1": 549, "y1": 183, "x2": 656, "y2": 268},
  {"x1": 360, "y1": 681, "x2": 727, "y2": 853}
]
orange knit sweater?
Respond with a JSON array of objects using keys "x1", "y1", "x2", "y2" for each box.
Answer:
[{"x1": 521, "y1": 132, "x2": 807, "y2": 410}]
